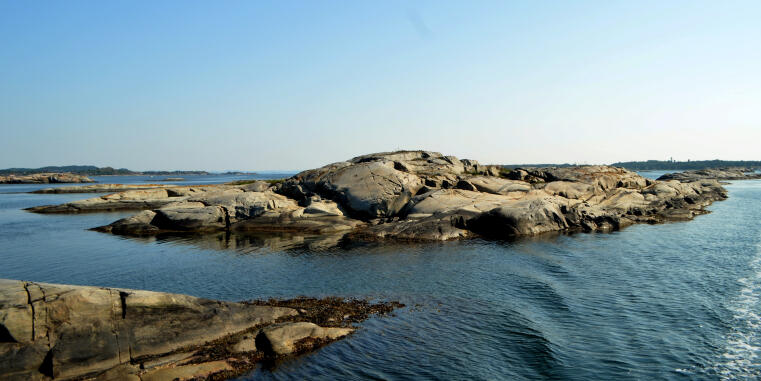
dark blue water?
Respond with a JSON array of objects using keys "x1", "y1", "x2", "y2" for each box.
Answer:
[{"x1": 1, "y1": 175, "x2": 760, "y2": 380}]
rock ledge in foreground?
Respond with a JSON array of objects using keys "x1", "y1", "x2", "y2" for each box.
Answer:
[{"x1": 0, "y1": 279, "x2": 401, "y2": 381}]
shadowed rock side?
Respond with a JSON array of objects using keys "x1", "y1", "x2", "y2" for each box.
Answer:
[
  {"x1": 0, "y1": 173, "x2": 94, "y2": 184},
  {"x1": 657, "y1": 168, "x2": 761, "y2": 182},
  {"x1": 0, "y1": 279, "x2": 401, "y2": 381},
  {"x1": 29, "y1": 151, "x2": 727, "y2": 243}
]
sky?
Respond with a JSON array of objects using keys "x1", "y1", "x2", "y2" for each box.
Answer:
[{"x1": 1, "y1": 1, "x2": 760, "y2": 171}]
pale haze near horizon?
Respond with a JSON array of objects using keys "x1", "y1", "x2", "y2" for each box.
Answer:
[{"x1": 1, "y1": 1, "x2": 759, "y2": 172}]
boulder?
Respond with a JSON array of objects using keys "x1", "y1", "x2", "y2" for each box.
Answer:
[
  {"x1": 255, "y1": 322, "x2": 353, "y2": 356},
  {"x1": 465, "y1": 176, "x2": 531, "y2": 197},
  {"x1": 467, "y1": 197, "x2": 571, "y2": 237},
  {"x1": 284, "y1": 160, "x2": 423, "y2": 218}
]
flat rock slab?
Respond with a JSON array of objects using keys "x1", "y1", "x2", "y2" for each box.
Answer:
[
  {"x1": 0, "y1": 280, "x2": 402, "y2": 381},
  {"x1": 140, "y1": 361, "x2": 232, "y2": 381},
  {"x1": 0, "y1": 279, "x2": 294, "y2": 380},
  {"x1": 31, "y1": 184, "x2": 177, "y2": 194}
]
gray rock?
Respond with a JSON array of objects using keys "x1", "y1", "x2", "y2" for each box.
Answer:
[
  {"x1": 31, "y1": 184, "x2": 176, "y2": 194},
  {"x1": 0, "y1": 280, "x2": 296, "y2": 380},
  {"x1": 657, "y1": 168, "x2": 761, "y2": 182},
  {"x1": 256, "y1": 322, "x2": 353, "y2": 356},
  {"x1": 467, "y1": 197, "x2": 571, "y2": 236},
  {"x1": 0, "y1": 173, "x2": 94, "y2": 184},
  {"x1": 297, "y1": 160, "x2": 423, "y2": 218},
  {"x1": 55, "y1": 151, "x2": 729, "y2": 242},
  {"x1": 152, "y1": 205, "x2": 228, "y2": 231}
]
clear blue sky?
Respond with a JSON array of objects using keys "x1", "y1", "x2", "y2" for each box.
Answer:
[{"x1": 1, "y1": 1, "x2": 759, "y2": 171}]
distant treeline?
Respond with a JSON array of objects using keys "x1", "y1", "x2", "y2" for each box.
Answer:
[
  {"x1": 610, "y1": 160, "x2": 761, "y2": 171},
  {"x1": 0, "y1": 165, "x2": 209, "y2": 176}
]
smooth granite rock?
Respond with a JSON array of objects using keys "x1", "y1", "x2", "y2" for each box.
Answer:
[
  {"x1": 255, "y1": 322, "x2": 354, "y2": 356},
  {"x1": 26, "y1": 151, "x2": 729, "y2": 245},
  {"x1": 0, "y1": 280, "x2": 392, "y2": 381}
]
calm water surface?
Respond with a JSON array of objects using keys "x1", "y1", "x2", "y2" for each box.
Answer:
[{"x1": 1, "y1": 174, "x2": 760, "y2": 380}]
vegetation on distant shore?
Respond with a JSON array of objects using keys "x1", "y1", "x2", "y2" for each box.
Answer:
[
  {"x1": 610, "y1": 160, "x2": 761, "y2": 171},
  {"x1": 498, "y1": 160, "x2": 761, "y2": 171}
]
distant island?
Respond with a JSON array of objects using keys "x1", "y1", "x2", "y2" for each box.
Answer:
[
  {"x1": 0, "y1": 165, "x2": 255, "y2": 176},
  {"x1": 501, "y1": 163, "x2": 578, "y2": 169},
  {"x1": 610, "y1": 160, "x2": 761, "y2": 171},
  {"x1": 26, "y1": 150, "x2": 727, "y2": 243}
]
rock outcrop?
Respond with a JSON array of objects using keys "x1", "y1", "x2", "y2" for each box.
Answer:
[
  {"x1": 0, "y1": 280, "x2": 400, "y2": 381},
  {"x1": 657, "y1": 168, "x2": 761, "y2": 182},
  {"x1": 28, "y1": 151, "x2": 728, "y2": 244},
  {"x1": 0, "y1": 173, "x2": 94, "y2": 184},
  {"x1": 31, "y1": 184, "x2": 177, "y2": 194}
]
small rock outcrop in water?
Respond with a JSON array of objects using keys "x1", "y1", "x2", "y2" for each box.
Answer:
[
  {"x1": 0, "y1": 279, "x2": 401, "y2": 380},
  {"x1": 31, "y1": 184, "x2": 177, "y2": 194},
  {"x1": 28, "y1": 151, "x2": 728, "y2": 242},
  {"x1": 657, "y1": 168, "x2": 761, "y2": 182},
  {"x1": 0, "y1": 173, "x2": 94, "y2": 184}
]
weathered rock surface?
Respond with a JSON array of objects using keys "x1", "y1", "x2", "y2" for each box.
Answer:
[
  {"x1": 26, "y1": 185, "x2": 255, "y2": 214},
  {"x1": 256, "y1": 322, "x2": 353, "y2": 356},
  {"x1": 28, "y1": 151, "x2": 728, "y2": 244},
  {"x1": 0, "y1": 173, "x2": 94, "y2": 184},
  {"x1": 657, "y1": 168, "x2": 761, "y2": 182},
  {"x1": 31, "y1": 184, "x2": 176, "y2": 194},
  {"x1": 0, "y1": 280, "x2": 400, "y2": 381}
]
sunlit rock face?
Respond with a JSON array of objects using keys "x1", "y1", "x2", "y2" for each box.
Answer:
[
  {"x1": 0, "y1": 280, "x2": 398, "y2": 381},
  {"x1": 27, "y1": 151, "x2": 727, "y2": 245}
]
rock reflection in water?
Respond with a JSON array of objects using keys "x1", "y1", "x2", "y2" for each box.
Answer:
[{"x1": 122, "y1": 231, "x2": 350, "y2": 252}]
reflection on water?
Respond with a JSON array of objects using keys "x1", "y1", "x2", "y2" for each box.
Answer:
[{"x1": 137, "y1": 231, "x2": 351, "y2": 253}]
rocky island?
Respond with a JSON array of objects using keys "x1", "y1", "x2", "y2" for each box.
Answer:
[
  {"x1": 0, "y1": 173, "x2": 94, "y2": 184},
  {"x1": 27, "y1": 151, "x2": 727, "y2": 243},
  {"x1": 0, "y1": 279, "x2": 401, "y2": 381},
  {"x1": 31, "y1": 184, "x2": 177, "y2": 194},
  {"x1": 657, "y1": 168, "x2": 761, "y2": 182}
]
